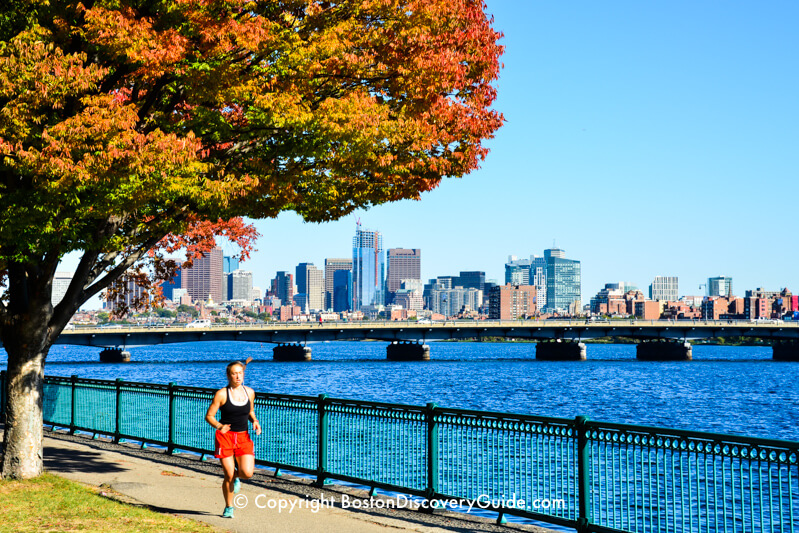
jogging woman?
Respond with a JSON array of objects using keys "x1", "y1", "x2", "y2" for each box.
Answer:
[{"x1": 205, "y1": 360, "x2": 262, "y2": 518}]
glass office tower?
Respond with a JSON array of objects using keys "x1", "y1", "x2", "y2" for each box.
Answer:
[
  {"x1": 707, "y1": 276, "x2": 733, "y2": 298},
  {"x1": 544, "y1": 248, "x2": 581, "y2": 313},
  {"x1": 333, "y1": 269, "x2": 352, "y2": 312},
  {"x1": 352, "y1": 222, "x2": 384, "y2": 310}
]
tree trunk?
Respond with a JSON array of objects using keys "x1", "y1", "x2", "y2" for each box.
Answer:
[
  {"x1": 1, "y1": 255, "x2": 95, "y2": 479},
  {"x1": 1, "y1": 270, "x2": 53, "y2": 480},
  {"x1": 1, "y1": 346, "x2": 47, "y2": 479}
]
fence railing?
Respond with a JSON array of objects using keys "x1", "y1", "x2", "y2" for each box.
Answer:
[{"x1": 1, "y1": 370, "x2": 797, "y2": 533}]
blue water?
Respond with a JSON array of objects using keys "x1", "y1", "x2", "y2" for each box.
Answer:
[{"x1": 2, "y1": 341, "x2": 797, "y2": 442}]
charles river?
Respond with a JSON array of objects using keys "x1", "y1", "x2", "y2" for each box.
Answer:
[{"x1": 4, "y1": 341, "x2": 798, "y2": 442}]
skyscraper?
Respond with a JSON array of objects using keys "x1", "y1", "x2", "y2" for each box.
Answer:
[
  {"x1": 295, "y1": 262, "x2": 324, "y2": 311},
  {"x1": 352, "y1": 222, "x2": 384, "y2": 310},
  {"x1": 52, "y1": 272, "x2": 74, "y2": 306},
  {"x1": 222, "y1": 272, "x2": 230, "y2": 302},
  {"x1": 222, "y1": 255, "x2": 239, "y2": 301},
  {"x1": 223, "y1": 255, "x2": 239, "y2": 273},
  {"x1": 271, "y1": 271, "x2": 294, "y2": 305},
  {"x1": 162, "y1": 269, "x2": 182, "y2": 301},
  {"x1": 333, "y1": 269, "x2": 352, "y2": 312},
  {"x1": 456, "y1": 271, "x2": 486, "y2": 292},
  {"x1": 530, "y1": 256, "x2": 547, "y2": 310},
  {"x1": 544, "y1": 248, "x2": 581, "y2": 313},
  {"x1": 708, "y1": 276, "x2": 733, "y2": 297},
  {"x1": 324, "y1": 258, "x2": 353, "y2": 310},
  {"x1": 505, "y1": 255, "x2": 531, "y2": 285},
  {"x1": 183, "y1": 247, "x2": 223, "y2": 303},
  {"x1": 228, "y1": 269, "x2": 254, "y2": 301},
  {"x1": 649, "y1": 276, "x2": 679, "y2": 301},
  {"x1": 386, "y1": 248, "x2": 421, "y2": 304}
]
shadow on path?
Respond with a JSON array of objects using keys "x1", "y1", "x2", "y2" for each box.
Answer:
[
  {"x1": 146, "y1": 504, "x2": 217, "y2": 518},
  {"x1": 43, "y1": 445, "x2": 128, "y2": 475}
]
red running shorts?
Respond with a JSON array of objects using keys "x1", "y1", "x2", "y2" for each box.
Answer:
[{"x1": 214, "y1": 430, "x2": 254, "y2": 459}]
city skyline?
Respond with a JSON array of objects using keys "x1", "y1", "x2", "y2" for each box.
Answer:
[
  {"x1": 64, "y1": 217, "x2": 789, "y2": 310},
  {"x1": 59, "y1": 1, "x2": 798, "y2": 308}
]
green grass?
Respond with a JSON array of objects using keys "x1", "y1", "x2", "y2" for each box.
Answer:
[{"x1": 0, "y1": 472, "x2": 219, "y2": 533}]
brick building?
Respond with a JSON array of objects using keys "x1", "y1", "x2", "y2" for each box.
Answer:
[
  {"x1": 489, "y1": 284, "x2": 537, "y2": 320},
  {"x1": 634, "y1": 300, "x2": 663, "y2": 320},
  {"x1": 279, "y1": 305, "x2": 302, "y2": 321},
  {"x1": 662, "y1": 301, "x2": 701, "y2": 320},
  {"x1": 701, "y1": 297, "x2": 747, "y2": 320}
]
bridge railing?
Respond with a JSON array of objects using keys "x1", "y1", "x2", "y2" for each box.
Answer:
[{"x1": 1, "y1": 370, "x2": 797, "y2": 533}]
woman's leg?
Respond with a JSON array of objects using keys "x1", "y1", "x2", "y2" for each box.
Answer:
[
  {"x1": 235, "y1": 453, "x2": 255, "y2": 479},
  {"x1": 221, "y1": 455, "x2": 237, "y2": 506}
]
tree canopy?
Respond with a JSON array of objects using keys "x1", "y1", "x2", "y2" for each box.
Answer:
[
  {"x1": 0, "y1": 0, "x2": 502, "y2": 297},
  {"x1": 0, "y1": 0, "x2": 503, "y2": 478}
]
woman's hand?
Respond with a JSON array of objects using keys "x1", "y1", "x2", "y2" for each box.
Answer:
[
  {"x1": 219, "y1": 423, "x2": 231, "y2": 434},
  {"x1": 253, "y1": 419, "x2": 262, "y2": 435}
]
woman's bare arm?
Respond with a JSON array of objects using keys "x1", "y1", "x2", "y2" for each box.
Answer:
[{"x1": 205, "y1": 389, "x2": 230, "y2": 433}]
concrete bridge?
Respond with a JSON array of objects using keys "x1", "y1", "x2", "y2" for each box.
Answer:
[{"x1": 49, "y1": 319, "x2": 799, "y2": 361}]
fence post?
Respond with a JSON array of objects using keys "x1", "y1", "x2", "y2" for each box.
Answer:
[
  {"x1": 70, "y1": 375, "x2": 78, "y2": 434},
  {"x1": 424, "y1": 402, "x2": 439, "y2": 511},
  {"x1": 575, "y1": 416, "x2": 592, "y2": 533},
  {"x1": 114, "y1": 378, "x2": 123, "y2": 443},
  {"x1": 0, "y1": 370, "x2": 6, "y2": 425},
  {"x1": 167, "y1": 382, "x2": 176, "y2": 454},
  {"x1": 315, "y1": 394, "x2": 329, "y2": 487}
]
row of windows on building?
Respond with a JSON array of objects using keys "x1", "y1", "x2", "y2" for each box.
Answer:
[{"x1": 646, "y1": 276, "x2": 733, "y2": 302}]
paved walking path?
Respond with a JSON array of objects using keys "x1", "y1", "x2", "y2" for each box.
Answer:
[{"x1": 27, "y1": 429, "x2": 552, "y2": 533}]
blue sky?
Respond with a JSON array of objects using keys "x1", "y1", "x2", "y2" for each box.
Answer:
[{"x1": 71, "y1": 1, "x2": 799, "y2": 307}]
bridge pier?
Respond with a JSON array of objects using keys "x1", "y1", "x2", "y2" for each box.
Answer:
[
  {"x1": 636, "y1": 340, "x2": 692, "y2": 361},
  {"x1": 273, "y1": 344, "x2": 312, "y2": 361},
  {"x1": 772, "y1": 340, "x2": 799, "y2": 361},
  {"x1": 535, "y1": 340, "x2": 586, "y2": 361},
  {"x1": 99, "y1": 348, "x2": 130, "y2": 362},
  {"x1": 387, "y1": 342, "x2": 430, "y2": 361}
]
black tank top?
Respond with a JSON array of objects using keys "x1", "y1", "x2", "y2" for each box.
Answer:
[{"x1": 219, "y1": 387, "x2": 251, "y2": 432}]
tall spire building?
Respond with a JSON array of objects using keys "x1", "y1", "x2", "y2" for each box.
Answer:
[{"x1": 352, "y1": 222, "x2": 384, "y2": 310}]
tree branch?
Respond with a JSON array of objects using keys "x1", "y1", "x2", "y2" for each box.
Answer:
[
  {"x1": 79, "y1": 235, "x2": 164, "y2": 304},
  {"x1": 6, "y1": 261, "x2": 29, "y2": 317},
  {"x1": 49, "y1": 214, "x2": 126, "y2": 329},
  {"x1": 50, "y1": 248, "x2": 100, "y2": 331},
  {"x1": 40, "y1": 243, "x2": 62, "y2": 283},
  {"x1": 135, "y1": 75, "x2": 171, "y2": 131}
]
